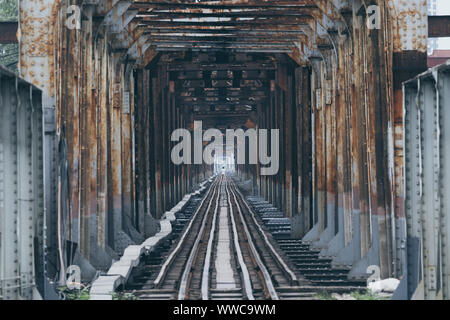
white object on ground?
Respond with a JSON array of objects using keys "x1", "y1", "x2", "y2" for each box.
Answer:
[{"x1": 368, "y1": 278, "x2": 400, "y2": 294}]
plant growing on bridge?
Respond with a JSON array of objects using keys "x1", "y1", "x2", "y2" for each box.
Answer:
[{"x1": 58, "y1": 286, "x2": 90, "y2": 300}]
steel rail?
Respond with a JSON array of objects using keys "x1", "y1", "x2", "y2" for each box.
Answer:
[
  {"x1": 229, "y1": 179, "x2": 298, "y2": 285},
  {"x1": 200, "y1": 179, "x2": 221, "y2": 300},
  {"x1": 178, "y1": 176, "x2": 222, "y2": 300},
  {"x1": 225, "y1": 179, "x2": 255, "y2": 300},
  {"x1": 153, "y1": 176, "x2": 219, "y2": 287},
  {"x1": 226, "y1": 177, "x2": 279, "y2": 300}
]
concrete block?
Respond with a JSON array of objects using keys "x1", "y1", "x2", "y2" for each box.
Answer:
[{"x1": 90, "y1": 275, "x2": 123, "y2": 299}]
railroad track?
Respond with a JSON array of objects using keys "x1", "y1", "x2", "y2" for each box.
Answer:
[{"x1": 124, "y1": 175, "x2": 312, "y2": 300}]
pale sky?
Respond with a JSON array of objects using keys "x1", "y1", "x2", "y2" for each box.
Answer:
[{"x1": 436, "y1": 0, "x2": 450, "y2": 50}]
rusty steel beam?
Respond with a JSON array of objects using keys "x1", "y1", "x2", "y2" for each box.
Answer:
[
  {"x1": 130, "y1": 0, "x2": 335, "y2": 59},
  {"x1": 168, "y1": 62, "x2": 276, "y2": 71},
  {"x1": 179, "y1": 96, "x2": 268, "y2": 104},
  {"x1": 179, "y1": 89, "x2": 269, "y2": 96},
  {"x1": 428, "y1": 15, "x2": 450, "y2": 38},
  {"x1": 139, "y1": 20, "x2": 310, "y2": 28},
  {"x1": 134, "y1": 9, "x2": 317, "y2": 18},
  {"x1": 132, "y1": 0, "x2": 315, "y2": 10},
  {"x1": 179, "y1": 87, "x2": 269, "y2": 93},
  {"x1": 170, "y1": 70, "x2": 275, "y2": 81},
  {"x1": 138, "y1": 16, "x2": 312, "y2": 25},
  {"x1": 177, "y1": 79, "x2": 268, "y2": 89},
  {"x1": 0, "y1": 21, "x2": 18, "y2": 44},
  {"x1": 180, "y1": 95, "x2": 266, "y2": 102},
  {"x1": 181, "y1": 102, "x2": 259, "y2": 108},
  {"x1": 153, "y1": 45, "x2": 295, "y2": 53},
  {"x1": 151, "y1": 42, "x2": 296, "y2": 48},
  {"x1": 146, "y1": 34, "x2": 305, "y2": 44},
  {"x1": 149, "y1": 39, "x2": 297, "y2": 47},
  {"x1": 144, "y1": 29, "x2": 307, "y2": 35}
]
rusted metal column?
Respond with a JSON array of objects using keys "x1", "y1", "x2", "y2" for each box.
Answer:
[
  {"x1": 273, "y1": 82, "x2": 280, "y2": 209},
  {"x1": 260, "y1": 102, "x2": 267, "y2": 198},
  {"x1": 368, "y1": 14, "x2": 395, "y2": 278},
  {"x1": 292, "y1": 66, "x2": 303, "y2": 238},
  {"x1": 290, "y1": 72, "x2": 298, "y2": 222},
  {"x1": 255, "y1": 103, "x2": 262, "y2": 196},
  {"x1": 110, "y1": 59, "x2": 124, "y2": 250},
  {"x1": 147, "y1": 70, "x2": 156, "y2": 220},
  {"x1": 121, "y1": 65, "x2": 135, "y2": 235},
  {"x1": 321, "y1": 55, "x2": 337, "y2": 248},
  {"x1": 266, "y1": 97, "x2": 270, "y2": 199},
  {"x1": 354, "y1": 22, "x2": 371, "y2": 260},
  {"x1": 64, "y1": 23, "x2": 81, "y2": 249},
  {"x1": 169, "y1": 82, "x2": 176, "y2": 207},
  {"x1": 297, "y1": 66, "x2": 312, "y2": 237},
  {"x1": 172, "y1": 85, "x2": 178, "y2": 204},
  {"x1": 269, "y1": 80, "x2": 276, "y2": 205},
  {"x1": 97, "y1": 37, "x2": 109, "y2": 253},
  {"x1": 130, "y1": 71, "x2": 137, "y2": 232},
  {"x1": 181, "y1": 109, "x2": 186, "y2": 195},
  {"x1": 153, "y1": 65, "x2": 163, "y2": 218},
  {"x1": 179, "y1": 111, "x2": 184, "y2": 197},
  {"x1": 79, "y1": 12, "x2": 96, "y2": 260},
  {"x1": 162, "y1": 83, "x2": 170, "y2": 211},
  {"x1": 277, "y1": 64, "x2": 287, "y2": 213},
  {"x1": 79, "y1": 21, "x2": 88, "y2": 258},
  {"x1": 322, "y1": 35, "x2": 352, "y2": 255},
  {"x1": 160, "y1": 80, "x2": 167, "y2": 212},
  {"x1": 388, "y1": 0, "x2": 428, "y2": 277},
  {"x1": 142, "y1": 68, "x2": 151, "y2": 221},
  {"x1": 279, "y1": 84, "x2": 285, "y2": 211},
  {"x1": 19, "y1": 0, "x2": 58, "y2": 95},
  {"x1": 172, "y1": 89, "x2": 179, "y2": 203},
  {"x1": 164, "y1": 84, "x2": 170, "y2": 210},
  {"x1": 177, "y1": 105, "x2": 182, "y2": 201},
  {"x1": 306, "y1": 58, "x2": 327, "y2": 242},
  {"x1": 187, "y1": 123, "x2": 193, "y2": 192},
  {"x1": 135, "y1": 69, "x2": 147, "y2": 232},
  {"x1": 284, "y1": 68, "x2": 294, "y2": 218}
]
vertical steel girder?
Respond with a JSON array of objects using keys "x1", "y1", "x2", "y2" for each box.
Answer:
[
  {"x1": 0, "y1": 68, "x2": 44, "y2": 300},
  {"x1": 404, "y1": 63, "x2": 450, "y2": 300}
]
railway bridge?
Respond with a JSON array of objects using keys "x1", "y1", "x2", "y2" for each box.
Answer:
[{"x1": 0, "y1": 0, "x2": 450, "y2": 300}]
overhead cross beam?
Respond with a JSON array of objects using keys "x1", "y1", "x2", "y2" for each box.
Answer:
[
  {"x1": 73, "y1": 0, "x2": 351, "y2": 63},
  {"x1": 0, "y1": 22, "x2": 18, "y2": 44},
  {"x1": 428, "y1": 16, "x2": 450, "y2": 38}
]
